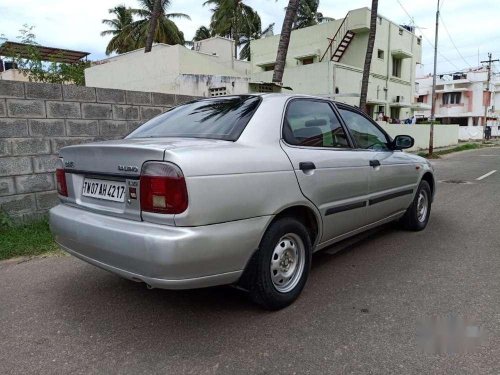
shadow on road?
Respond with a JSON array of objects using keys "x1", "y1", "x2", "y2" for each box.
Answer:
[{"x1": 54, "y1": 222, "x2": 403, "y2": 320}]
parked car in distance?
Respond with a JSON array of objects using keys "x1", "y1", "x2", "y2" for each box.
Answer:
[{"x1": 50, "y1": 94, "x2": 435, "y2": 310}]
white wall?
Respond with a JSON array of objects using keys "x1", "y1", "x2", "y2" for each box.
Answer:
[
  {"x1": 458, "y1": 126, "x2": 484, "y2": 140},
  {"x1": 175, "y1": 74, "x2": 249, "y2": 97},
  {"x1": 85, "y1": 45, "x2": 180, "y2": 93},
  {"x1": 85, "y1": 43, "x2": 250, "y2": 96},
  {"x1": 0, "y1": 69, "x2": 30, "y2": 82},
  {"x1": 251, "y1": 61, "x2": 333, "y2": 96},
  {"x1": 378, "y1": 122, "x2": 459, "y2": 151}
]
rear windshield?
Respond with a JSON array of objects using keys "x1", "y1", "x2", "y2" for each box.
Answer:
[{"x1": 127, "y1": 96, "x2": 261, "y2": 141}]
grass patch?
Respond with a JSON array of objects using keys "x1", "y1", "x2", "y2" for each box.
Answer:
[
  {"x1": 0, "y1": 218, "x2": 59, "y2": 261},
  {"x1": 418, "y1": 143, "x2": 481, "y2": 158}
]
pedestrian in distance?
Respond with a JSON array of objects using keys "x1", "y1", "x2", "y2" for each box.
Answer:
[{"x1": 485, "y1": 125, "x2": 491, "y2": 141}]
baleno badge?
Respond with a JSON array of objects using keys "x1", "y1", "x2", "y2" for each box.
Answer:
[{"x1": 118, "y1": 165, "x2": 139, "y2": 172}]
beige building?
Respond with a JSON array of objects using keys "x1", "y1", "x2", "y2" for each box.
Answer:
[
  {"x1": 250, "y1": 7, "x2": 423, "y2": 120},
  {"x1": 84, "y1": 37, "x2": 251, "y2": 97}
]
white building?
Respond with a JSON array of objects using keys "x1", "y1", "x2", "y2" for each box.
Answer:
[
  {"x1": 415, "y1": 67, "x2": 500, "y2": 126},
  {"x1": 415, "y1": 67, "x2": 500, "y2": 139},
  {"x1": 84, "y1": 37, "x2": 251, "y2": 97},
  {"x1": 250, "y1": 7, "x2": 423, "y2": 120}
]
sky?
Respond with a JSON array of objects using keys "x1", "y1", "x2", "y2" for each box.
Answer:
[{"x1": 1, "y1": 0, "x2": 499, "y2": 77}]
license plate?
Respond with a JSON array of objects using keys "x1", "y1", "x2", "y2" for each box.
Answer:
[{"x1": 82, "y1": 178, "x2": 126, "y2": 202}]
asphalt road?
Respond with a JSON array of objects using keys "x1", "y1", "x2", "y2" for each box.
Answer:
[{"x1": 1, "y1": 146, "x2": 500, "y2": 375}]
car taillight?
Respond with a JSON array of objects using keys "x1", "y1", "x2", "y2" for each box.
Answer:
[
  {"x1": 56, "y1": 168, "x2": 68, "y2": 197},
  {"x1": 140, "y1": 162, "x2": 188, "y2": 214}
]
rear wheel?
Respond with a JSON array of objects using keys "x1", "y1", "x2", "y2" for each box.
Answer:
[
  {"x1": 248, "y1": 217, "x2": 312, "y2": 310},
  {"x1": 400, "y1": 180, "x2": 432, "y2": 231}
]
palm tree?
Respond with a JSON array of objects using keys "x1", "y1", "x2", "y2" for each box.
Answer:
[
  {"x1": 193, "y1": 26, "x2": 213, "y2": 42},
  {"x1": 359, "y1": 0, "x2": 378, "y2": 114},
  {"x1": 293, "y1": 0, "x2": 333, "y2": 29},
  {"x1": 144, "y1": 0, "x2": 162, "y2": 52},
  {"x1": 239, "y1": 20, "x2": 274, "y2": 61},
  {"x1": 273, "y1": 0, "x2": 300, "y2": 84},
  {"x1": 129, "y1": 0, "x2": 190, "y2": 49},
  {"x1": 101, "y1": 5, "x2": 135, "y2": 55},
  {"x1": 204, "y1": 0, "x2": 260, "y2": 59}
]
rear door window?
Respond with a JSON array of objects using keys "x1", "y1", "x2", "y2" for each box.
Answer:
[
  {"x1": 128, "y1": 96, "x2": 261, "y2": 141},
  {"x1": 283, "y1": 100, "x2": 351, "y2": 148}
]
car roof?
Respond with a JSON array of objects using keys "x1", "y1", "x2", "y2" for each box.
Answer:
[
  {"x1": 189, "y1": 93, "x2": 361, "y2": 113},
  {"x1": 256, "y1": 93, "x2": 361, "y2": 111}
]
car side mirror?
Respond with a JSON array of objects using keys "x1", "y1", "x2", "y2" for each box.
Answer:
[{"x1": 392, "y1": 135, "x2": 414, "y2": 150}]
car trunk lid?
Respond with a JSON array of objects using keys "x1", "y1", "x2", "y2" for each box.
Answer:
[{"x1": 58, "y1": 138, "x2": 230, "y2": 223}]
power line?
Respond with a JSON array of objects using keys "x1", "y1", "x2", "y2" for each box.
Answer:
[
  {"x1": 439, "y1": 13, "x2": 472, "y2": 68},
  {"x1": 421, "y1": 50, "x2": 500, "y2": 66},
  {"x1": 420, "y1": 33, "x2": 460, "y2": 70},
  {"x1": 395, "y1": 0, "x2": 460, "y2": 70}
]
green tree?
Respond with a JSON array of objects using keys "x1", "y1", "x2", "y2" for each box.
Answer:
[
  {"x1": 239, "y1": 19, "x2": 274, "y2": 61},
  {"x1": 193, "y1": 26, "x2": 213, "y2": 42},
  {"x1": 293, "y1": 0, "x2": 333, "y2": 29},
  {"x1": 129, "y1": 0, "x2": 190, "y2": 48},
  {"x1": 7, "y1": 25, "x2": 90, "y2": 85},
  {"x1": 204, "y1": 0, "x2": 260, "y2": 59},
  {"x1": 101, "y1": 5, "x2": 136, "y2": 55}
]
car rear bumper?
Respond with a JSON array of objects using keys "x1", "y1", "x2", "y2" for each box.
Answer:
[{"x1": 49, "y1": 204, "x2": 271, "y2": 289}]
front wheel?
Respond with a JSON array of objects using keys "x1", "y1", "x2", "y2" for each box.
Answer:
[
  {"x1": 248, "y1": 217, "x2": 312, "y2": 310},
  {"x1": 400, "y1": 180, "x2": 432, "y2": 231}
]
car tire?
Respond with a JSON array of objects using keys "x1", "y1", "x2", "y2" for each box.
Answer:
[
  {"x1": 248, "y1": 217, "x2": 312, "y2": 310},
  {"x1": 400, "y1": 180, "x2": 432, "y2": 231}
]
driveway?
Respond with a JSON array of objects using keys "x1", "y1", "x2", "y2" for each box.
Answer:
[{"x1": 1, "y1": 147, "x2": 499, "y2": 374}]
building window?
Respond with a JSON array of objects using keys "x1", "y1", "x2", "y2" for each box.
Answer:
[
  {"x1": 392, "y1": 57, "x2": 402, "y2": 78},
  {"x1": 417, "y1": 37, "x2": 421, "y2": 45},
  {"x1": 442, "y1": 92, "x2": 461, "y2": 105},
  {"x1": 399, "y1": 28, "x2": 404, "y2": 35},
  {"x1": 377, "y1": 49, "x2": 384, "y2": 59},
  {"x1": 300, "y1": 57, "x2": 314, "y2": 65},
  {"x1": 262, "y1": 64, "x2": 275, "y2": 72},
  {"x1": 209, "y1": 87, "x2": 227, "y2": 97},
  {"x1": 378, "y1": 16, "x2": 382, "y2": 25},
  {"x1": 417, "y1": 95, "x2": 427, "y2": 103}
]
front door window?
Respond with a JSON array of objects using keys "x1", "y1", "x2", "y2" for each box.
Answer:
[{"x1": 338, "y1": 108, "x2": 390, "y2": 151}]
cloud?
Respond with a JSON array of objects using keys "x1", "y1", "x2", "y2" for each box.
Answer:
[{"x1": 1, "y1": 0, "x2": 499, "y2": 74}]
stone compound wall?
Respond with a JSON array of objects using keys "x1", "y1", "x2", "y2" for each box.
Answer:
[{"x1": 0, "y1": 80, "x2": 198, "y2": 222}]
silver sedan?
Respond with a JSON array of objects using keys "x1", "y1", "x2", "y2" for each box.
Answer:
[{"x1": 50, "y1": 94, "x2": 435, "y2": 310}]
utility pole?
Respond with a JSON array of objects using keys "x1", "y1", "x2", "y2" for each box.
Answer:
[
  {"x1": 480, "y1": 53, "x2": 499, "y2": 142},
  {"x1": 429, "y1": 0, "x2": 440, "y2": 155}
]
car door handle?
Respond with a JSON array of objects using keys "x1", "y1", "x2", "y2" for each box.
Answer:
[
  {"x1": 369, "y1": 160, "x2": 381, "y2": 167},
  {"x1": 299, "y1": 162, "x2": 316, "y2": 171}
]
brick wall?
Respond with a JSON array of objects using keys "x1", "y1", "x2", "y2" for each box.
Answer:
[{"x1": 0, "y1": 80, "x2": 198, "y2": 222}]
